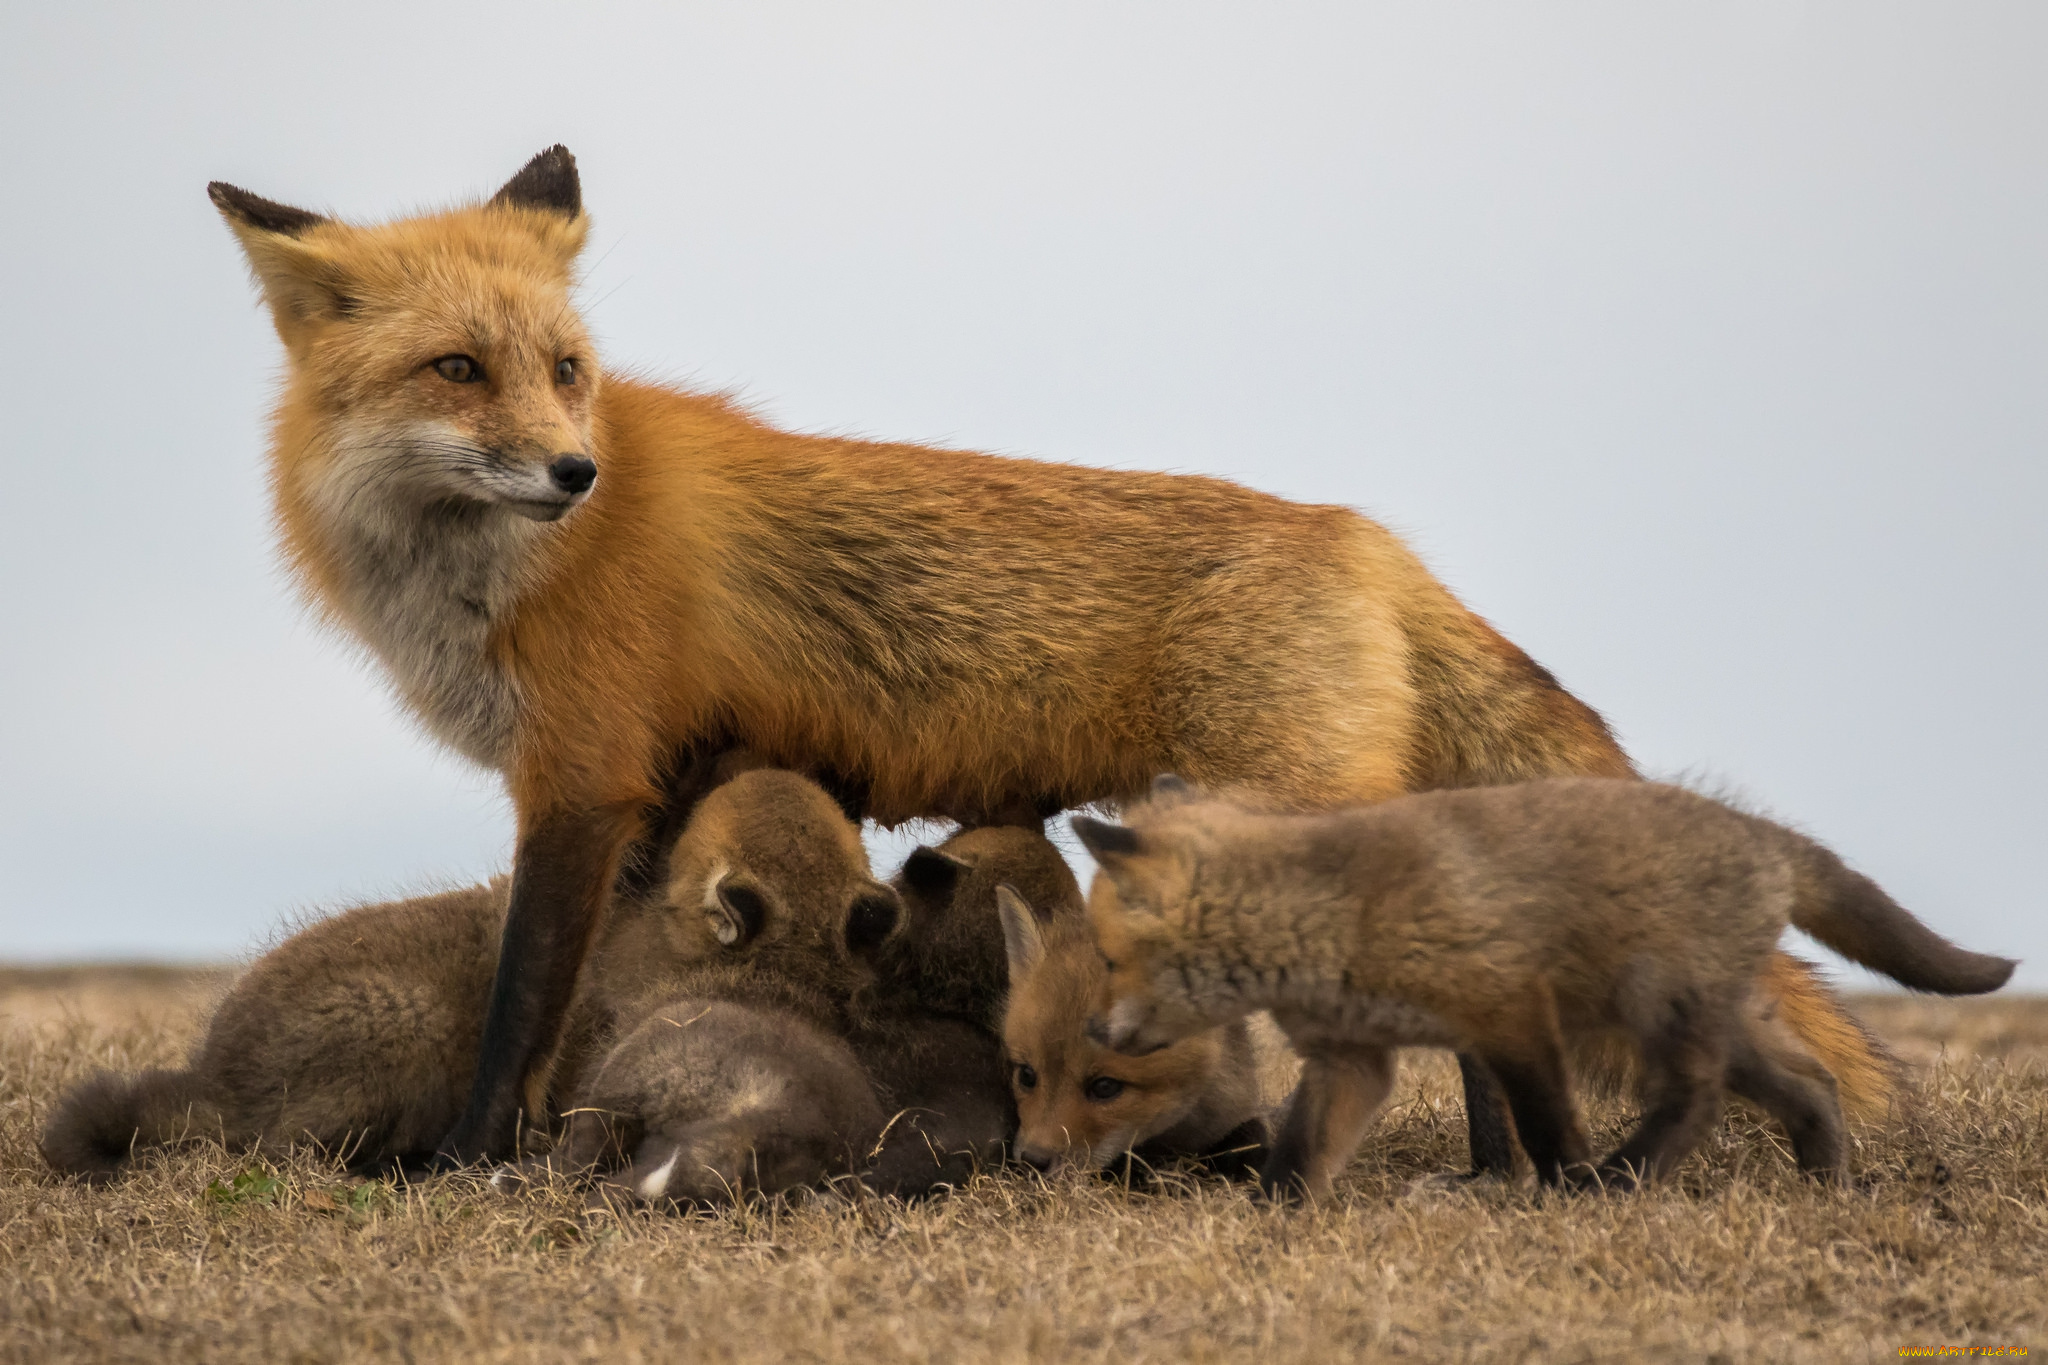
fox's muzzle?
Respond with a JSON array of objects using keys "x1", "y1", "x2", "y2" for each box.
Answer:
[{"x1": 547, "y1": 454, "x2": 597, "y2": 495}]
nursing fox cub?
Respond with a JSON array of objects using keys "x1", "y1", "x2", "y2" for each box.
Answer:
[
  {"x1": 44, "y1": 772, "x2": 1007, "y2": 1201},
  {"x1": 1079, "y1": 777, "x2": 2014, "y2": 1199},
  {"x1": 208, "y1": 146, "x2": 1688, "y2": 1164}
]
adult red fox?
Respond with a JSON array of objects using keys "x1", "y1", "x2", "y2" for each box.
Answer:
[{"x1": 206, "y1": 145, "x2": 1884, "y2": 1164}]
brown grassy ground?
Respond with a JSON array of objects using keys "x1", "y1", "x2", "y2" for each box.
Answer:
[{"x1": 2, "y1": 967, "x2": 2042, "y2": 1364}]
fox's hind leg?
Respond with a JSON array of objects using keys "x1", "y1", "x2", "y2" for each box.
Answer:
[
  {"x1": 1592, "y1": 998, "x2": 1730, "y2": 1191},
  {"x1": 1727, "y1": 1018, "x2": 1846, "y2": 1182},
  {"x1": 1259, "y1": 1045, "x2": 1394, "y2": 1202},
  {"x1": 1468, "y1": 983, "x2": 1594, "y2": 1187}
]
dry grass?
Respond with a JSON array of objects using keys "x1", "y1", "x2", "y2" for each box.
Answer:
[{"x1": 3, "y1": 969, "x2": 2043, "y2": 1364}]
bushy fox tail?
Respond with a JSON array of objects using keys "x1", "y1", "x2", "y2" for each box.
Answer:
[
  {"x1": 1786, "y1": 838, "x2": 2016, "y2": 995},
  {"x1": 1757, "y1": 953, "x2": 1900, "y2": 1123},
  {"x1": 39, "y1": 1069, "x2": 222, "y2": 1184}
]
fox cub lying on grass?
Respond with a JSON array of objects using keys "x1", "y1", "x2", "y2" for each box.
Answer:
[
  {"x1": 41, "y1": 772, "x2": 1023, "y2": 1202},
  {"x1": 1079, "y1": 776, "x2": 2015, "y2": 1200}
]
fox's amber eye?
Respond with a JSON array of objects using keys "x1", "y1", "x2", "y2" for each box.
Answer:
[
  {"x1": 1084, "y1": 1076, "x2": 1125, "y2": 1102},
  {"x1": 555, "y1": 358, "x2": 576, "y2": 385},
  {"x1": 433, "y1": 355, "x2": 483, "y2": 383},
  {"x1": 1013, "y1": 1063, "x2": 1038, "y2": 1092}
]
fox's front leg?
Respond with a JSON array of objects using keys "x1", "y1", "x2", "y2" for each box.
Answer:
[
  {"x1": 437, "y1": 804, "x2": 640, "y2": 1164},
  {"x1": 1457, "y1": 1053, "x2": 1521, "y2": 1179},
  {"x1": 1259, "y1": 1045, "x2": 1394, "y2": 1202}
]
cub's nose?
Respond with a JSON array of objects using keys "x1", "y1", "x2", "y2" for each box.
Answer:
[
  {"x1": 1017, "y1": 1148, "x2": 1056, "y2": 1175},
  {"x1": 548, "y1": 454, "x2": 597, "y2": 495}
]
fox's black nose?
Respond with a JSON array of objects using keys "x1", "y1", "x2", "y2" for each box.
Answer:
[
  {"x1": 548, "y1": 454, "x2": 597, "y2": 495},
  {"x1": 1018, "y1": 1149, "x2": 1055, "y2": 1174}
]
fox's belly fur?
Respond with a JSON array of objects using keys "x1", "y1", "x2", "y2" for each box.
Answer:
[{"x1": 1271, "y1": 995, "x2": 1465, "y2": 1053}]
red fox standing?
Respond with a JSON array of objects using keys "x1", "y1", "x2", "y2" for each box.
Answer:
[{"x1": 209, "y1": 146, "x2": 1892, "y2": 1164}]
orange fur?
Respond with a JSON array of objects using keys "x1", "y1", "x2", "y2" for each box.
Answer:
[{"x1": 209, "y1": 148, "x2": 1881, "y2": 1156}]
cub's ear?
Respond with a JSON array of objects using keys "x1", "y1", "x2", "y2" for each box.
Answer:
[
  {"x1": 994, "y1": 884, "x2": 1047, "y2": 980},
  {"x1": 707, "y1": 875, "x2": 768, "y2": 948},
  {"x1": 1070, "y1": 815, "x2": 1143, "y2": 862},
  {"x1": 491, "y1": 145, "x2": 582, "y2": 217},
  {"x1": 1149, "y1": 773, "x2": 1194, "y2": 804},
  {"x1": 845, "y1": 883, "x2": 903, "y2": 955},
  {"x1": 898, "y1": 846, "x2": 970, "y2": 901},
  {"x1": 207, "y1": 181, "x2": 357, "y2": 331}
]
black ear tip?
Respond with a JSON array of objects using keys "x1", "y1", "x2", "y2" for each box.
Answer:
[
  {"x1": 846, "y1": 891, "x2": 901, "y2": 953},
  {"x1": 900, "y1": 845, "x2": 969, "y2": 896},
  {"x1": 492, "y1": 145, "x2": 583, "y2": 216},
  {"x1": 1070, "y1": 815, "x2": 1142, "y2": 858},
  {"x1": 207, "y1": 181, "x2": 329, "y2": 237}
]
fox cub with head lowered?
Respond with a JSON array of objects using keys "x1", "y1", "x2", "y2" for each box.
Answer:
[
  {"x1": 999, "y1": 878, "x2": 1275, "y2": 1181},
  {"x1": 505, "y1": 767, "x2": 912, "y2": 1208},
  {"x1": 1079, "y1": 777, "x2": 2015, "y2": 1200},
  {"x1": 850, "y1": 826, "x2": 1066, "y2": 1196},
  {"x1": 205, "y1": 146, "x2": 1745, "y2": 1167},
  {"x1": 39, "y1": 770, "x2": 886, "y2": 1185}
]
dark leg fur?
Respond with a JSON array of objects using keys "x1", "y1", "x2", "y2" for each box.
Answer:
[
  {"x1": 612, "y1": 738, "x2": 739, "y2": 902},
  {"x1": 1457, "y1": 1053, "x2": 1521, "y2": 1179},
  {"x1": 1727, "y1": 1034, "x2": 1846, "y2": 1181},
  {"x1": 1589, "y1": 1009, "x2": 1729, "y2": 1191},
  {"x1": 1483, "y1": 1054, "x2": 1593, "y2": 1188},
  {"x1": 438, "y1": 807, "x2": 634, "y2": 1165}
]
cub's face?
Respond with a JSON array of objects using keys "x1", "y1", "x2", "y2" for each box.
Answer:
[
  {"x1": 621, "y1": 771, "x2": 902, "y2": 997},
  {"x1": 999, "y1": 885, "x2": 1225, "y2": 1174}
]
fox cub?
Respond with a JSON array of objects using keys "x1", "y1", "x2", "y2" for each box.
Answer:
[
  {"x1": 999, "y1": 879, "x2": 1273, "y2": 1181},
  {"x1": 506, "y1": 767, "x2": 909, "y2": 1208},
  {"x1": 1079, "y1": 777, "x2": 2015, "y2": 1199},
  {"x1": 851, "y1": 826, "x2": 1068, "y2": 1196},
  {"x1": 39, "y1": 770, "x2": 890, "y2": 1185},
  {"x1": 41, "y1": 879, "x2": 517, "y2": 1181}
]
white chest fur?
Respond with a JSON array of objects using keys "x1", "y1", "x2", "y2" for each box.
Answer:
[{"x1": 308, "y1": 477, "x2": 537, "y2": 771}]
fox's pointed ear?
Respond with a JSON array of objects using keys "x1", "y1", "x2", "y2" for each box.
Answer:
[
  {"x1": 208, "y1": 181, "x2": 357, "y2": 333},
  {"x1": 845, "y1": 883, "x2": 903, "y2": 955},
  {"x1": 208, "y1": 183, "x2": 329, "y2": 237},
  {"x1": 486, "y1": 146, "x2": 588, "y2": 266},
  {"x1": 995, "y1": 884, "x2": 1047, "y2": 980},
  {"x1": 491, "y1": 145, "x2": 582, "y2": 217},
  {"x1": 1070, "y1": 816, "x2": 1143, "y2": 863},
  {"x1": 898, "y1": 846, "x2": 971, "y2": 901}
]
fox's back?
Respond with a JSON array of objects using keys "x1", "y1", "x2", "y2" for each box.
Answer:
[
  {"x1": 1337, "y1": 780, "x2": 1794, "y2": 1007},
  {"x1": 586, "y1": 379, "x2": 1417, "y2": 814}
]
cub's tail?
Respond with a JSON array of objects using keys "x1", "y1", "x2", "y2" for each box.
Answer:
[
  {"x1": 39, "y1": 1069, "x2": 221, "y2": 1183},
  {"x1": 1787, "y1": 840, "x2": 2016, "y2": 995}
]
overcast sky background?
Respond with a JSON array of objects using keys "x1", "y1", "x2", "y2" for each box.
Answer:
[{"x1": 1, "y1": 4, "x2": 2041, "y2": 986}]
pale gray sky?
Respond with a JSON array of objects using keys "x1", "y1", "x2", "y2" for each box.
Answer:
[{"x1": 1, "y1": 3, "x2": 2041, "y2": 986}]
